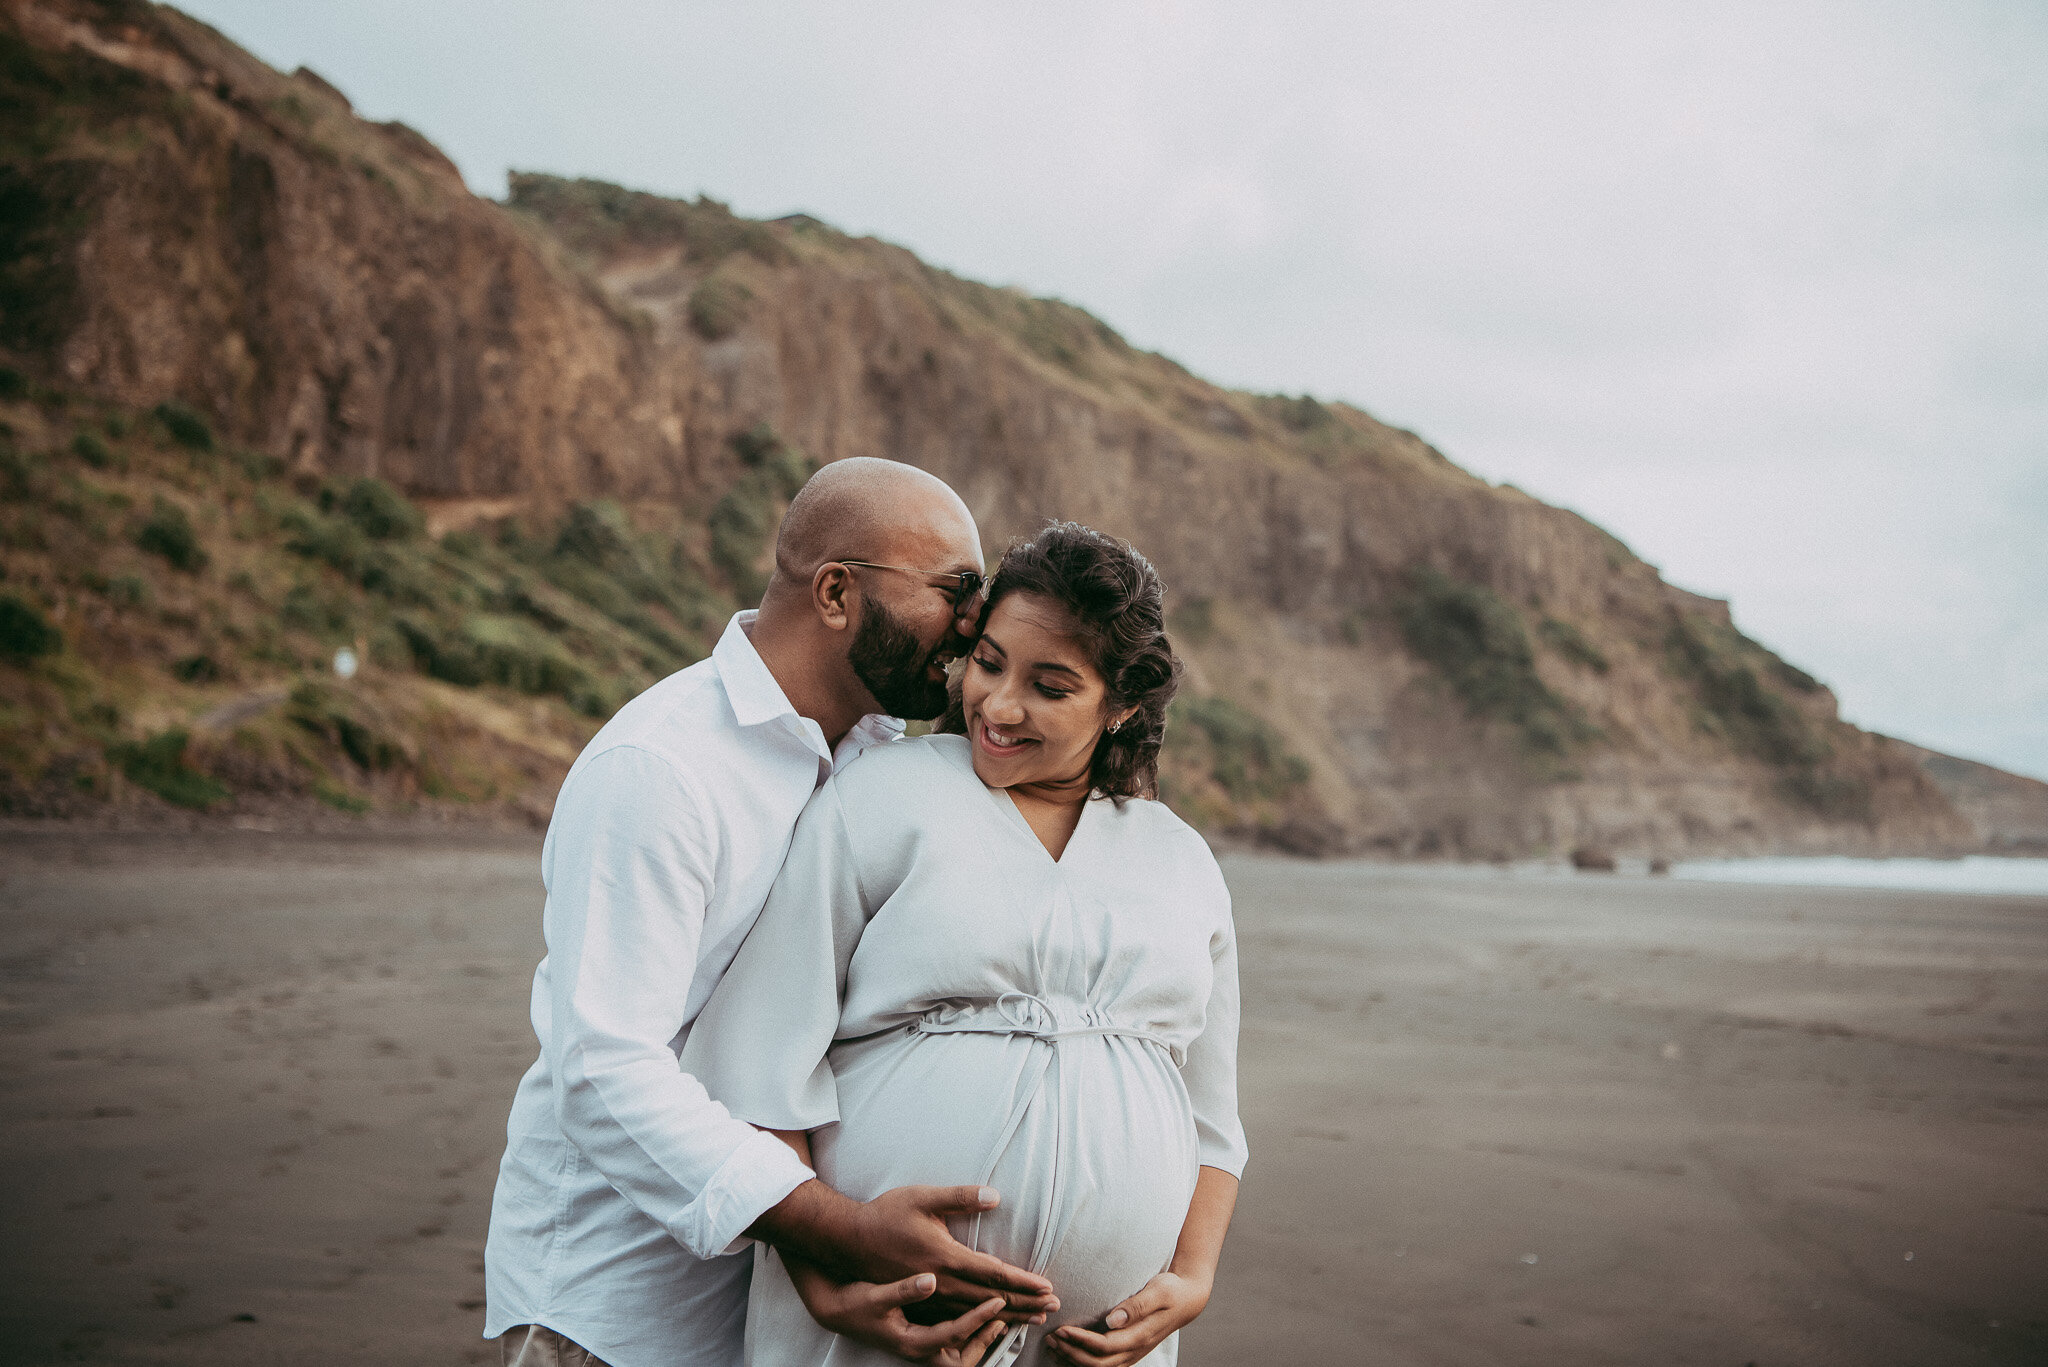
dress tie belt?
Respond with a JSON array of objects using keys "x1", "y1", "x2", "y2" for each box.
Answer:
[{"x1": 910, "y1": 991, "x2": 1178, "y2": 1057}]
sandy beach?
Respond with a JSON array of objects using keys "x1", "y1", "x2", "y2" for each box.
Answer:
[{"x1": 1, "y1": 833, "x2": 2042, "y2": 1366}]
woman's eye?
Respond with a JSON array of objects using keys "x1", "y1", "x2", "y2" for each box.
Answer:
[
  {"x1": 1036, "y1": 686, "x2": 1071, "y2": 700},
  {"x1": 972, "y1": 654, "x2": 1000, "y2": 673}
]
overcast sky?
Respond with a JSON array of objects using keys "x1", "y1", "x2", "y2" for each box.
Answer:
[{"x1": 176, "y1": 0, "x2": 2048, "y2": 781}]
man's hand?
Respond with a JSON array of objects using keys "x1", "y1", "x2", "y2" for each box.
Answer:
[
  {"x1": 847, "y1": 1185, "x2": 1060, "y2": 1322},
  {"x1": 750, "y1": 1177, "x2": 1058, "y2": 1322},
  {"x1": 786, "y1": 1257, "x2": 1019, "y2": 1365},
  {"x1": 1043, "y1": 1271, "x2": 1210, "y2": 1367}
]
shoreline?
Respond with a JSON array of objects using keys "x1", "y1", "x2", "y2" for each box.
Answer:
[
  {"x1": 5, "y1": 812, "x2": 2041, "y2": 869},
  {"x1": 9, "y1": 821, "x2": 2045, "y2": 905}
]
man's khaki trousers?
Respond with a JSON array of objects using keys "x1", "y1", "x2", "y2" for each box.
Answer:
[{"x1": 498, "y1": 1324, "x2": 613, "y2": 1367}]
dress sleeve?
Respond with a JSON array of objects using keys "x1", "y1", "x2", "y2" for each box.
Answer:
[
  {"x1": 1183, "y1": 874, "x2": 1250, "y2": 1178},
  {"x1": 681, "y1": 776, "x2": 869, "y2": 1133},
  {"x1": 541, "y1": 746, "x2": 813, "y2": 1260}
]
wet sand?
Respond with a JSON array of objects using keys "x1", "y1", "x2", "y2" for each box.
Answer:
[{"x1": 1, "y1": 834, "x2": 2043, "y2": 1365}]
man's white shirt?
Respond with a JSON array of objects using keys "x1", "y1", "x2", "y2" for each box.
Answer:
[{"x1": 484, "y1": 611, "x2": 903, "y2": 1367}]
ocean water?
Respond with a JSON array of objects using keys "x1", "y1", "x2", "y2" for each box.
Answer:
[{"x1": 1671, "y1": 855, "x2": 2048, "y2": 897}]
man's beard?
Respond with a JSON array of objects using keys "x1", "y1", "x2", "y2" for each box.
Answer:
[{"x1": 848, "y1": 595, "x2": 953, "y2": 720}]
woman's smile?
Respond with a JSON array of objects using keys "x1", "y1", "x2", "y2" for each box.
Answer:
[{"x1": 975, "y1": 717, "x2": 1035, "y2": 758}]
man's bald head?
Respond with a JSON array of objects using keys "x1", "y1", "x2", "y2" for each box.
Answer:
[
  {"x1": 749, "y1": 458, "x2": 983, "y2": 740},
  {"x1": 771, "y1": 457, "x2": 979, "y2": 586}
]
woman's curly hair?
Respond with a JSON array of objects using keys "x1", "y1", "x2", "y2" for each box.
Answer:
[{"x1": 940, "y1": 520, "x2": 1183, "y2": 800}]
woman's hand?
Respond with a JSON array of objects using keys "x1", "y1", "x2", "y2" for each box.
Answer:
[
  {"x1": 1043, "y1": 1271, "x2": 1211, "y2": 1366},
  {"x1": 1046, "y1": 1165, "x2": 1240, "y2": 1365},
  {"x1": 785, "y1": 1256, "x2": 1023, "y2": 1365}
]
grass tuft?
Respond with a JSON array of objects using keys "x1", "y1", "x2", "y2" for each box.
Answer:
[
  {"x1": 153, "y1": 400, "x2": 213, "y2": 451},
  {"x1": 1399, "y1": 568, "x2": 1595, "y2": 757},
  {"x1": 506, "y1": 173, "x2": 788, "y2": 267},
  {"x1": 170, "y1": 653, "x2": 220, "y2": 683},
  {"x1": 0, "y1": 593, "x2": 62, "y2": 664},
  {"x1": 134, "y1": 496, "x2": 208, "y2": 572},
  {"x1": 1538, "y1": 617, "x2": 1609, "y2": 674},
  {"x1": 687, "y1": 275, "x2": 751, "y2": 342},
  {"x1": 1173, "y1": 695, "x2": 1311, "y2": 802},
  {"x1": 336, "y1": 477, "x2": 423, "y2": 541},
  {"x1": 1664, "y1": 615, "x2": 1823, "y2": 768},
  {"x1": 1263, "y1": 394, "x2": 1332, "y2": 433},
  {"x1": 71, "y1": 430, "x2": 118, "y2": 470},
  {"x1": 708, "y1": 426, "x2": 812, "y2": 602},
  {"x1": 108, "y1": 729, "x2": 228, "y2": 809},
  {"x1": 287, "y1": 681, "x2": 408, "y2": 771}
]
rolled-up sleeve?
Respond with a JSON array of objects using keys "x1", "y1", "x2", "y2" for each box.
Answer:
[{"x1": 542, "y1": 745, "x2": 813, "y2": 1258}]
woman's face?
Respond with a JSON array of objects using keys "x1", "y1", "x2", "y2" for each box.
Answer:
[{"x1": 961, "y1": 592, "x2": 1128, "y2": 792}]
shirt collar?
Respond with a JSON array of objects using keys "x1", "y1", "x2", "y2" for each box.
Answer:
[
  {"x1": 713, "y1": 611, "x2": 796, "y2": 731},
  {"x1": 713, "y1": 611, "x2": 906, "y2": 768}
]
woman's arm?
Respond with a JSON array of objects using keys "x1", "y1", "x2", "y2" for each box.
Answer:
[
  {"x1": 1045, "y1": 1166, "x2": 1239, "y2": 1366},
  {"x1": 1169, "y1": 1164, "x2": 1241, "y2": 1288}
]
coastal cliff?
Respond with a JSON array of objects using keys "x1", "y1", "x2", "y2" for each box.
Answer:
[{"x1": 2, "y1": 0, "x2": 2029, "y2": 856}]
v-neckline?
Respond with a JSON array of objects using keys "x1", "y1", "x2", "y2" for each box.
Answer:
[{"x1": 989, "y1": 781, "x2": 1092, "y2": 866}]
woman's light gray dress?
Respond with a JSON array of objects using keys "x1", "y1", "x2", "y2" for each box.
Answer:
[{"x1": 682, "y1": 734, "x2": 1248, "y2": 1367}]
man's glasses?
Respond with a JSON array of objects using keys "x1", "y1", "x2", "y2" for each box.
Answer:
[{"x1": 837, "y1": 561, "x2": 986, "y2": 612}]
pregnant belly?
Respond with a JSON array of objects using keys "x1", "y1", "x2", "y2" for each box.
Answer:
[{"x1": 814, "y1": 1026, "x2": 1201, "y2": 1334}]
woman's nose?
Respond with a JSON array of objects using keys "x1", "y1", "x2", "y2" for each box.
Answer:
[{"x1": 982, "y1": 682, "x2": 1028, "y2": 724}]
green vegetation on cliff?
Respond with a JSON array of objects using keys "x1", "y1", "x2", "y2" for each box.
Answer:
[
  {"x1": 1397, "y1": 568, "x2": 1597, "y2": 761},
  {"x1": 0, "y1": 375, "x2": 1318, "y2": 831},
  {"x1": 0, "y1": 379, "x2": 786, "y2": 818},
  {"x1": 505, "y1": 173, "x2": 789, "y2": 269},
  {"x1": 1156, "y1": 693, "x2": 1321, "y2": 847},
  {"x1": 1175, "y1": 695, "x2": 1312, "y2": 803},
  {"x1": 1663, "y1": 612, "x2": 1871, "y2": 820}
]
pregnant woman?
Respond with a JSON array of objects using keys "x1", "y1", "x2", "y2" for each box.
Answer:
[{"x1": 683, "y1": 521, "x2": 1245, "y2": 1367}]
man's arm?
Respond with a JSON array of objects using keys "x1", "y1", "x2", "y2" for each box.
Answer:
[{"x1": 540, "y1": 747, "x2": 814, "y2": 1259}]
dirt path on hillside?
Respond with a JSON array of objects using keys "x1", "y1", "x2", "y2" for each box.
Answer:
[{"x1": 1, "y1": 835, "x2": 2043, "y2": 1365}]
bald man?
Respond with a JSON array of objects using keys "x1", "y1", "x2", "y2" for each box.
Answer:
[{"x1": 485, "y1": 460, "x2": 1053, "y2": 1367}]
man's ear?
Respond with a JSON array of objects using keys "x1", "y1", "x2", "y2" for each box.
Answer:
[{"x1": 812, "y1": 563, "x2": 856, "y2": 632}]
